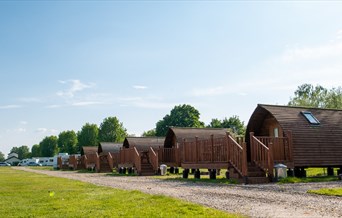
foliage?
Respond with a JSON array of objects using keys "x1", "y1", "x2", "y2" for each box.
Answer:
[
  {"x1": 0, "y1": 151, "x2": 5, "y2": 161},
  {"x1": 99, "y1": 117, "x2": 127, "y2": 142},
  {"x1": 77, "y1": 123, "x2": 99, "y2": 150},
  {"x1": 31, "y1": 144, "x2": 41, "y2": 157},
  {"x1": 39, "y1": 136, "x2": 58, "y2": 157},
  {"x1": 142, "y1": 129, "x2": 156, "y2": 137},
  {"x1": 207, "y1": 115, "x2": 246, "y2": 136},
  {"x1": 10, "y1": 145, "x2": 31, "y2": 159},
  {"x1": 288, "y1": 84, "x2": 342, "y2": 109},
  {"x1": 308, "y1": 188, "x2": 342, "y2": 197},
  {"x1": 58, "y1": 130, "x2": 78, "y2": 154},
  {"x1": 156, "y1": 104, "x2": 205, "y2": 136},
  {"x1": 0, "y1": 168, "x2": 239, "y2": 218}
]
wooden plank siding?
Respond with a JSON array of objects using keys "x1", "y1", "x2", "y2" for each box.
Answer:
[{"x1": 246, "y1": 104, "x2": 342, "y2": 168}]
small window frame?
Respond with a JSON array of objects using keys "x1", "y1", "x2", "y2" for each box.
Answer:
[{"x1": 301, "y1": 111, "x2": 320, "y2": 125}]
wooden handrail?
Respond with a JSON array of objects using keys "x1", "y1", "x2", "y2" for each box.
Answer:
[
  {"x1": 107, "y1": 152, "x2": 114, "y2": 170},
  {"x1": 250, "y1": 132, "x2": 273, "y2": 178},
  {"x1": 133, "y1": 147, "x2": 141, "y2": 174},
  {"x1": 227, "y1": 133, "x2": 247, "y2": 177},
  {"x1": 148, "y1": 147, "x2": 158, "y2": 172},
  {"x1": 95, "y1": 152, "x2": 100, "y2": 173}
]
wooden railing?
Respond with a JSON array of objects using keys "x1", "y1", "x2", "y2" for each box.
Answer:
[
  {"x1": 255, "y1": 133, "x2": 292, "y2": 162},
  {"x1": 158, "y1": 147, "x2": 177, "y2": 163},
  {"x1": 133, "y1": 147, "x2": 141, "y2": 174},
  {"x1": 250, "y1": 132, "x2": 274, "y2": 177},
  {"x1": 182, "y1": 135, "x2": 230, "y2": 164},
  {"x1": 227, "y1": 134, "x2": 247, "y2": 177},
  {"x1": 107, "y1": 152, "x2": 114, "y2": 170},
  {"x1": 148, "y1": 147, "x2": 158, "y2": 172}
]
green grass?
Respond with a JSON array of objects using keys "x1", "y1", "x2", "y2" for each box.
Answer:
[
  {"x1": 308, "y1": 188, "x2": 342, "y2": 197},
  {"x1": 278, "y1": 167, "x2": 339, "y2": 184},
  {"x1": 0, "y1": 168, "x2": 241, "y2": 218}
]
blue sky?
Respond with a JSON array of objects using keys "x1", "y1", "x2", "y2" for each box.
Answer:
[{"x1": 1, "y1": 1, "x2": 342, "y2": 156}]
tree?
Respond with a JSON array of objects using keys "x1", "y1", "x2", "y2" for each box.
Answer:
[
  {"x1": 142, "y1": 129, "x2": 156, "y2": 137},
  {"x1": 99, "y1": 117, "x2": 127, "y2": 142},
  {"x1": 58, "y1": 130, "x2": 78, "y2": 154},
  {"x1": 0, "y1": 151, "x2": 5, "y2": 162},
  {"x1": 77, "y1": 123, "x2": 99, "y2": 150},
  {"x1": 288, "y1": 84, "x2": 342, "y2": 109},
  {"x1": 31, "y1": 144, "x2": 41, "y2": 157},
  {"x1": 39, "y1": 136, "x2": 58, "y2": 157},
  {"x1": 10, "y1": 146, "x2": 31, "y2": 159},
  {"x1": 207, "y1": 116, "x2": 246, "y2": 136},
  {"x1": 156, "y1": 104, "x2": 205, "y2": 136}
]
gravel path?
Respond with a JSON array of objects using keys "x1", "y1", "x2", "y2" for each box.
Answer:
[{"x1": 14, "y1": 167, "x2": 342, "y2": 218}]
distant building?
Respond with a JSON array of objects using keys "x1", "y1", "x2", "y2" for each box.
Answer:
[{"x1": 5, "y1": 153, "x2": 20, "y2": 166}]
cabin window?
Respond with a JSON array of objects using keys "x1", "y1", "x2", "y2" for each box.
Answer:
[
  {"x1": 274, "y1": 128, "x2": 279, "y2": 138},
  {"x1": 301, "y1": 111, "x2": 320, "y2": 125}
]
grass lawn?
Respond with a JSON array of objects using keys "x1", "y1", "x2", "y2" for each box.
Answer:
[
  {"x1": 278, "y1": 167, "x2": 339, "y2": 184},
  {"x1": 308, "y1": 188, "x2": 342, "y2": 197},
  {"x1": 0, "y1": 167, "x2": 242, "y2": 218}
]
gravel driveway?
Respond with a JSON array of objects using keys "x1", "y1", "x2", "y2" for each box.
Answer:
[{"x1": 15, "y1": 167, "x2": 342, "y2": 218}]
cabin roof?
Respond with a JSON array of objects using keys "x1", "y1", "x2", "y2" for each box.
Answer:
[
  {"x1": 164, "y1": 127, "x2": 229, "y2": 148},
  {"x1": 98, "y1": 142, "x2": 122, "y2": 154},
  {"x1": 81, "y1": 146, "x2": 98, "y2": 156},
  {"x1": 246, "y1": 104, "x2": 342, "y2": 135},
  {"x1": 123, "y1": 137, "x2": 165, "y2": 151}
]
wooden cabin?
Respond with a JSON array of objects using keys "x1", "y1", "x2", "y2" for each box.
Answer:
[
  {"x1": 246, "y1": 104, "x2": 342, "y2": 177},
  {"x1": 81, "y1": 146, "x2": 98, "y2": 170},
  {"x1": 119, "y1": 137, "x2": 164, "y2": 176},
  {"x1": 97, "y1": 142, "x2": 122, "y2": 172}
]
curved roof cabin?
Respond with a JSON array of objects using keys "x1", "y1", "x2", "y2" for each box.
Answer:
[
  {"x1": 123, "y1": 137, "x2": 165, "y2": 151},
  {"x1": 98, "y1": 142, "x2": 122, "y2": 154},
  {"x1": 81, "y1": 146, "x2": 98, "y2": 156},
  {"x1": 164, "y1": 127, "x2": 229, "y2": 148},
  {"x1": 246, "y1": 104, "x2": 342, "y2": 168}
]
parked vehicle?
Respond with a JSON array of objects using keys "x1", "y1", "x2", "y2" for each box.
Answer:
[
  {"x1": 0, "y1": 162, "x2": 11, "y2": 166},
  {"x1": 27, "y1": 162, "x2": 42, "y2": 166}
]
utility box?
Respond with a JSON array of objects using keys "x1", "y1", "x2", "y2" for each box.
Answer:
[
  {"x1": 274, "y1": 163, "x2": 287, "y2": 181},
  {"x1": 160, "y1": 164, "x2": 167, "y2": 176}
]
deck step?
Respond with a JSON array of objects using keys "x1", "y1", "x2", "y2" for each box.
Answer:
[{"x1": 246, "y1": 176, "x2": 270, "y2": 184}]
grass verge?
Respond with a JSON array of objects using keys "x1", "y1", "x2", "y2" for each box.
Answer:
[
  {"x1": 308, "y1": 188, "x2": 342, "y2": 197},
  {"x1": 0, "y1": 167, "x2": 241, "y2": 218}
]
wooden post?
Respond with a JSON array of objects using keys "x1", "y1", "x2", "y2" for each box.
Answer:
[
  {"x1": 226, "y1": 132, "x2": 230, "y2": 162},
  {"x1": 250, "y1": 132, "x2": 255, "y2": 162},
  {"x1": 268, "y1": 142, "x2": 274, "y2": 178},
  {"x1": 195, "y1": 137, "x2": 198, "y2": 164},
  {"x1": 242, "y1": 142, "x2": 247, "y2": 177},
  {"x1": 211, "y1": 134, "x2": 214, "y2": 162},
  {"x1": 287, "y1": 130, "x2": 293, "y2": 162},
  {"x1": 183, "y1": 139, "x2": 186, "y2": 163}
]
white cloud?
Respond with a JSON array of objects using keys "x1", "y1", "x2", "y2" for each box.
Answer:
[
  {"x1": 118, "y1": 96, "x2": 174, "y2": 109},
  {"x1": 45, "y1": 104, "x2": 62, "y2": 109},
  {"x1": 280, "y1": 41, "x2": 342, "y2": 63},
  {"x1": 35, "y1": 128, "x2": 58, "y2": 134},
  {"x1": 0, "y1": 105, "x2": 22, "y2": 109},
  {"x1": 71, "y1": 101, "x2": 104, "y2": 106},
  {"x1": 57, "y1": 79, "x2": 95, "y2": 98},
  {"x1": 18, "y1": 97, "x2": 41, "y2": 103},
  {"x1": 20, "y1": 121, "x2": 28, "y2": 125},
  {"x1": 36, "y1": 128, "x2": 48, "y2": 133},
  {"x1": 15, "y1": 128, "x2": 26, "y2": 133},
  {"x1": 133, "y1": 85, "x2": 148, "y2": 90}
]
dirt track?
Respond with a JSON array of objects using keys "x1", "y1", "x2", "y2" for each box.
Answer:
[{"x1": 15, "y1": 167, "x2": 342, "y2": 218}]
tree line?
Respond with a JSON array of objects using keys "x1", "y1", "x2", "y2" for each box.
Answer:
[{"x1": 2, "y1": 83, "x2": 342, "y2": 160}]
